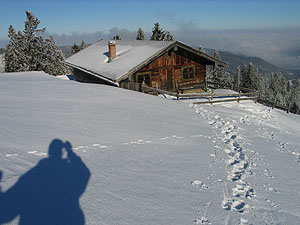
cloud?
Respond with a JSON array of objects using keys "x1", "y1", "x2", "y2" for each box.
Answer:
[
  {"x1": 42, "y1": 28, "x2": 138, "y2": 46},
  {"x1": 1, "y1": 23, "x2": 300, "y2": 69},
  {"x1": 173, "y1": 24, "x2": 300, "y2": 69}
]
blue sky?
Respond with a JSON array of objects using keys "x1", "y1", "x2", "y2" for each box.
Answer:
[
  {"x1": 1, "y1": 0, "x2": 300, "y2": 68},
  {"x1": 1, "y1": 0, "x2": 299, "y2": 38}
]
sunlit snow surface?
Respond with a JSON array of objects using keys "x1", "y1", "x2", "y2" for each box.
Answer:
[{"x1": 1, "y1": 72, "x2": 300, "y2": 224}]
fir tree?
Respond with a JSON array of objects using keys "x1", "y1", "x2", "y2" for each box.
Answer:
[
  {"x1": 213, "y1": 50, "x2": 220, "y2": 59},
  {"x1": 206, "y1": 66, "x2": 232, "y2": 87},
  {"x1": 43, "y1": 36, "x2": 70, "y2": 75},
  {"x1": 163, "y1": 31, "x2": 174, "y2": 41},
  {"x1": 150, "y1": 22, "x2": 163, "y2": 40},
  {"x1": 112, "y1": 35, "x2": 121, "y2": 40},
  {"x1": 241, "y1": 63, "x2": 264, "y2": 93},
  {"x1": 289, "y1": 79, "x2": 300, "y2": 114},
  {"x1": 80, "y1": 40, "x2": 87, "y2": 50},
  {"x1": 150, "y1": 22, "x2": 174, "y2": 41},
  {"x1": 267, "y1": 72, "x2": 289, "y2": 106},
  {"x1": 233, "y1": 66, "x2": 241, "y2": 88},
  {"x1": 136, "y1": 27, "x2": 146, "y2": 40},
  {"x1": 71, "y1": 43, "x2": 80, "y2": 55},
  {"x1": 5, "y1": 10, "x2": 69, "y2": 75}
]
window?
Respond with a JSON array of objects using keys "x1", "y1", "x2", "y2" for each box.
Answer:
[
  {"x1": 136, "y1": 72, "x2": 151, "y2": 86},
  {"x1": 181, "y1": 65, "x2": 195, "y2": 80}
]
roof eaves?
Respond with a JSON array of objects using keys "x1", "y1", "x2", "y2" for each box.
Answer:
[
  {"x1": 175, "y1": 41, "x2": 228, "y2": 67},
  {"x1": 64, "y1": 62, "x2": 119, "y2": 87}
]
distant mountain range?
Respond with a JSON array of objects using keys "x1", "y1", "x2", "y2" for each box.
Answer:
[{"x1": 203, "y1": 48, "x2": 300, "y2": 80}]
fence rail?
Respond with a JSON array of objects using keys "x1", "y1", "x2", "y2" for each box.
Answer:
[
  {"x1": 141, "y1": 84, "x2": 259, "y2": 104},
  {"x1": 127, "y1": 81, "x2": 290, "y2": 113}
]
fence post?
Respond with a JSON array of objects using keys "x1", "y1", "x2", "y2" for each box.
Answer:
[
  {"x1": 210, "y1": 89, "x2": 214, "y2": 105},
  {"x1": 237, "y1": 91, "x2": 241, "y2": 103},
  {"x1": 175, "y1": 82, "x2": 179, "y2": 101},
  {"x1": 155, "y1": 82, "x2": 159, "y2": 95}
]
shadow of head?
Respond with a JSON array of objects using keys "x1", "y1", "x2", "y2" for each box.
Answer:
[{"x1": 48, "y1": 139, "x2": 65, "y2": 159}]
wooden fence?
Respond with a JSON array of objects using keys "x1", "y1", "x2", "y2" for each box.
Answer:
[
  {"x1": 141, "y1": 84, "x2": 259, "y2": 104},
  {"x1": 127, "y1": 81, "x2": 290, "y2": 113}
]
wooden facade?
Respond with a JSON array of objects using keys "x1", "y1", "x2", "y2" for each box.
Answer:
[
  {"x1": 120, "y1": 46, "x2": 216, "y2": 91},
  {"x1": 66, "y1": 40, "x2": 227, "y2": 92}
]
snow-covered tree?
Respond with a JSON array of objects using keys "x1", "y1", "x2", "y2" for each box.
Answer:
[
  {"x1": 213, "y1": 50, "x2": 220, "y2": 59},
  {"x1": 0, "y1": 54, "x2": 4, "y2": 73},
  {"x1": 71, "y1": 40, "x2": 87, "y2": 55},
  {"x1": 136, "y1": 27, "x2": 146, "y2": 40},
  {"x1": 71, "y1": 43, "x2": 80, "y2": 55},
  {"x1": 80, "y1": 40, "x2": 87, "y2": 50},
  {"x1": 5, "y1": 10, "x2": 69, "y2": 75},
  {"x1": 42, "y1": 36, "x2": 70, "y2": 75},
  {"x1": 266, "y1": 72, "x2": 289, "y2": 106},
  {"x1": 233, "y1": 66, "x2": 241, "y2": 88},
  {"x1": 289, "y1": 79, "x2": 300, "y2": 114},
  {"x1": 112, "y1": 35, "x2": 121, "y2": 40},
  {"x1": 241, "y1": 63, "x2": 265, "y2": 95},
  {"x1": 150, "y1": 22, "x2": 163, "y2": 41},
  {"x1": 163, "y1": 31, "x2": 174, "y2": 41},
  {"x1": 199, "y1": 45, "x2": 204, "y2": 52},
  {"x1": 206, "y1": 66, "x2": 232, "y2": 88},
  {"x1": 150, "y1": 22, "x2": 174, "y2": 41}
]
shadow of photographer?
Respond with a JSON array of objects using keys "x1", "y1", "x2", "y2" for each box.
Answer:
[{"x1": 0, "y1": 139, "x2": 91, "y2": 225}]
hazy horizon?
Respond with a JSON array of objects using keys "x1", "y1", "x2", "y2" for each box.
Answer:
[{"x1": 1, "y1": 0, "x2": 300, "y2": 69}]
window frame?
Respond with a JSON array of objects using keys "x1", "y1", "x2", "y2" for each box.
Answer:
[
  {"x1": 181, "y1": 65, "x2": 195, "y2": 81},
  {"x1": 136, "y1": 72, "x2": 152, "y2": 86}
]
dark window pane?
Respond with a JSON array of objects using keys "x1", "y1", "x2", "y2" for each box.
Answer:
[
  {"x1": 183, "y1": 68, "x2": 188, "y2": 79},
  {"x1": 144, "y1": 75, "x2": 150, "y2": 85},
  {"x1": 189, "y1": 67, "x2": 194, "y2": 78},
  {"x1": 137, "y1": 75, "x2": 144, "y2": 83}
]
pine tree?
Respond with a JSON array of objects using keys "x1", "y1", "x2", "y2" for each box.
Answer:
[
  {"x1": 71, "y1": 43, "x2": 80, "y2": 55},
  {"x1": 289, "y1": 79, "x2": 300, "y2": 114},
  {"x1": 214, "y1": 50, "x2": 220, "y2": 59},
  {"x1": 163, "y1": 31, "x2": 174, "y2": 41},
  {"x1": 150, "y1": 22, "x2": 174, "y2": 41},
  {"x1": 206, "y1": 66, "x2": 232, "y2": 88},
  {"x1": 136, "y1": 27, "x2": 146, "y2": 40},
  {"x1": 267, "y1": 72, "x2": 289, "y2": 105},
  {"x1": 150, "y1": 22, "x2": 163, "y2": 40},
  {"x1": 80, "y1": 40, "x2": 87, "y2": 50},
  {"x1": 43, "y1": 36, "x2": 70, "y2": 75},
  {"x1": 240, "y1": 63, "x2": 265, "y2": 96},
  {"x1": 233, "y1": 66, "x2": 241, "y2": 88},
  {"x1": 5, "y1": 10, "x2": 69, "y2": 75},
  {"x1": 112, "y1": 35, "x2": 121, "y2": 40}
]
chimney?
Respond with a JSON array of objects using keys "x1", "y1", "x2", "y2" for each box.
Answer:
[{"x1": 108, "y1": 40, "x2": 116, "y2": 61}]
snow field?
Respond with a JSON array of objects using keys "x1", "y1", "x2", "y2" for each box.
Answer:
[{"x1": 1, "y1": 72, "x2": 300, "y2": 224}]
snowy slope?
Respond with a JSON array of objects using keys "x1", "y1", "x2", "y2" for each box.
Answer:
[{"x1": 1, "y1": 72, "x2": 300, "y2": 224}]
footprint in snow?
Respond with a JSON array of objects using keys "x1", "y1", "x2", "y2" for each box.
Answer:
[{"x1": 191, "y1": 180, "x2": 209, "y2": 189}]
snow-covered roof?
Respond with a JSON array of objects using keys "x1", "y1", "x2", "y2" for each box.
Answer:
[
  {"x1": 65, "y1": 40, "x2": 228, "y2": 83},
  {"x1": 65, "y1": 40, "x2": 174, "y2": 81}
]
